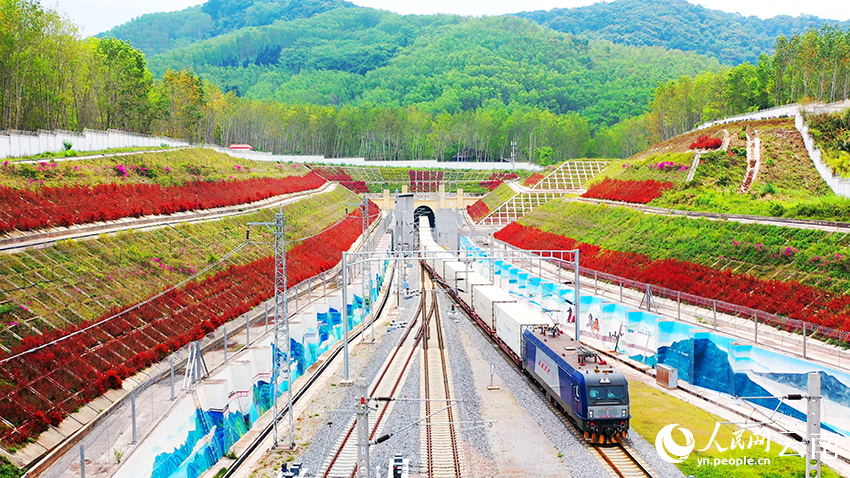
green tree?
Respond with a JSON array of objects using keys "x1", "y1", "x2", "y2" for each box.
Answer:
[{"x1": 93, "y1": 38, "x2": 154, "y2": 131}]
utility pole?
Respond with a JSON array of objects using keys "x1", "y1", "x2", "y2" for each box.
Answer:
[
  {"x1": 356, "y1": 377, "x2": 370, "y2": 478},
  {"x1": 342, "y1": 253, "x2": 351, "y2": 383},
  {"x1": 807, "y1": 372, "x2": 822, "y2": 478},
  {"x1": 361, "y1": 196, "x2": 374, "y2": 342},
  {"x1": 248, "y1": 208, "x2": 294, "y2": 449},
  {"x1": 574, "y1": 250, "x2": 581, "y2": 343}
]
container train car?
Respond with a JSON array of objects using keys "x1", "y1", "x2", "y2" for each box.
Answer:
[{"x1": 417, "y1": 220, "x2": 630, "y2": 443}]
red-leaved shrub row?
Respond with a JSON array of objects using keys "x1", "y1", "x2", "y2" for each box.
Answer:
[
  {"x1": 490, "y1": 172, "x2": 518, "y2": 181},
  {"x1": 466, "y1": 200, "x2": 490, "y2": 222},
  {"x1": 339, "y1": 181, "x2": 369, "y2": 193},
  {"x1": 0, "y1": 202, "x2": 379, "y2": 447},
  {"x1": 409, "y1": 170, "x2": 443, "y2": 192},
  {"x1": 0, "y1": 172, "x2": 327, "y2": 234},
  {"x1": 310, "y1": 167, "x2": 368, "y2": 193},
  {"x1": 495, "y1": 222, "x2": 850, "y2": 331},
  {"x1": 409, "y1": 170, "x2": 443, "y2": 181},
  {"x1": 523, "y1": 173, "x2": 545, "y2": 187},
  {"x1": 582, "y1": 178, "x2": 674, "y2": 204},
  {"x1": 479, "y1": 172, "x2": 518, "y2": 191},
  {"x1": 690, "y1": 135, "x2": 723, "y2": 150},
  {"x1": 311, "y1": 166, "x2": 351, "y2": 182}
]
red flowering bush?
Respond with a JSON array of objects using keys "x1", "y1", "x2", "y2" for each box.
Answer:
[
  {"x1": 339, "y1": 181, "x2": 369, "y2": 193},
  {"x1": 495, "y1": 223, "x2": 850, "y2": 331},
  {"x1": 311, "y1": 166, "x2": 351, "y2": 181},
  {"x1": 0, "y1": 202, "x2": 379, "y2": 447},
  {"x1": 467, "y1": 200, "x2": 490, "y2": 221},
  {"x1": 0, "y1": 172, "x2": 327, "y2": 233},
  {"x1": 94, "y1": 370, "x2": 123, "y2": 394},
  {"x1": 478, "y1": 180, "x2": 503, "y2": 190},
  {"x1": 582, "y1": 178, "x2": 674, "y2": 204},
  {"x1": 523, "y1": 173, "x2": 545, "y2": 187},
  {"x1": 689, "y1": 135, "x2": 723, "y2": 150}
]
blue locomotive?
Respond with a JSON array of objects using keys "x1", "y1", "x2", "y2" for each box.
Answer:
[
  {"x1": 522, "y1": 327, "x2": 630, "y2": 443},
  {"x1": 417, "y1": 221, "x2": 630, "y2": 444}
]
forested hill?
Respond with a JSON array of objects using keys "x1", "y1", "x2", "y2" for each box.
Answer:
[
  {"x1": 146, "y1": 8, "x2": 721, "y2": 126},
  {"x1": 99, "y1": 0, "x2": 354, "y2": 55},
  {"x1": 515, "y1": 0, "x2": 850, "y2": 64}
]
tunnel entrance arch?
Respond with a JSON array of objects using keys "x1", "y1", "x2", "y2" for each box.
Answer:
[{"x1": 413, "y1": 205, "x2": 435, "y2": 248}]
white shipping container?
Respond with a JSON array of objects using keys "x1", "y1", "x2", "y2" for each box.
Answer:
[
  {"x1": 472, "y1": 285, "x2": 515, "y2": 329},
  {"x1": 443, "y1": 262, "x2": 468, "y2": 288},
  {"x1": 494, "y1": 302, "x2": 554, "y2": 358},
  {"x1": 458, "y1": 271, "x2": 491, "y2": 305}
]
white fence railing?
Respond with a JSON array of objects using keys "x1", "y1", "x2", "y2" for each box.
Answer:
[{"x1": 0, "y1": 129, "x2": 191, "y2": 159}]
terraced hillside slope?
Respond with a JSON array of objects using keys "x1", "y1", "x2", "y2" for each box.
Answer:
[
  {"x1": 0, "y1": 180, "x2": 369, "y2": 452},
  {"x1": 583, "y1": 117, "x2": 850, "y2": 220},
  {"x1": 491, "y1": 113, "x2": 850, "y2": 344}
]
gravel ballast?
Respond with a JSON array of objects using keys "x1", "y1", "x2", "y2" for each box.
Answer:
[
  {"x1": 436, "y1": 293, "x2": 608, "y2": 478},
  {"x1": 295, "y1": 279, "x2": 424, "y2": 477}
]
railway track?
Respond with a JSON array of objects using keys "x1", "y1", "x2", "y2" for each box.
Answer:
[
  {"x1": 421, "y1": 258, "x2": 651, "y2": 478},
  {"x1": 593, "y1": 443, "x2": 653, "y2": 478},
  {"x1": 420, "y1": 276, "x2": 464, "y2": 478},
  {"x1": 221, "y1": 258, "x2": 398, "y2": 478},
  {"x1": 320, "y1": 289, "x2": 425, "y2": 477}
]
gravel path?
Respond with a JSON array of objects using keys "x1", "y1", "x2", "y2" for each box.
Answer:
[{"x1": 625, "y1": 434, "x2": 685, "y2": 477}]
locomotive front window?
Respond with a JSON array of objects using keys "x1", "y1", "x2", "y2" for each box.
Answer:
[
  {"x1": 606, "y1": 386, "x2": 625, "y2": 400},
  {"x1": 588, "y1": 385, "x2": 625, "y2": 403},
  {"x1": 588, "y1": 386, "x2": 605, "y2": 401}
]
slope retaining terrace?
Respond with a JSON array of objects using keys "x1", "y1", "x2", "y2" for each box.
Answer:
[
  {"x1": 476, "y1": 161, "x2": 606, "y2": 226},
  {"x1": 697, "y1": 100, "x2": 850, "y2": 198},
  {"x1": 0, "y1": 182, "x2": 337, "y2": 253},
  {"x1": 26, "y1": 216, "x2": 392, "y2": 476},
  {"x1": 575, "y1": 197, "x2": 850, "y2": 234},
  {"x1": 464, "y1": 237, "x2": 850, "y2": 474}
]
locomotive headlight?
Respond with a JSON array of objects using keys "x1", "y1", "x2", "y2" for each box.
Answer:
[
  {"x1": 622, "y1": 409, "x2": 627, "y2": 417},
  {"x1": 588, "y1": 410, "x2": 593, "y2": 418}
]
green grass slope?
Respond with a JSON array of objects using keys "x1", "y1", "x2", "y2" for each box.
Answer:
[
  {"x1": 589, "y1": 118, "x2": 850, "y2": 220},
  {"x1": 0, "y1": 148, "x2": 307, "y2": 190}
]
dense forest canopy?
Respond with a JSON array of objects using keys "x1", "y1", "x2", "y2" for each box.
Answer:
[
  {"x1": 2, "y1": 0, "x2": 850, "y2": 162},
  {"x1": 515, "y1": 0, "x2": 850, "y2": 65},
  {"x1": 647, "y1": 25, "x2": 850, "y2": 141},
  {"x1": 99, "y1": 0, "x2": 354, "y2": 55},
  {"x1": 147, "y1": 8, "x2": 721, "y2": 128}
]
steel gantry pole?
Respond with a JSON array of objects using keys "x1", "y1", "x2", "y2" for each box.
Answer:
[
  {"x1": 575, "y1": 249, "x2": 581, "y2": 342},
  {"x1": 342, "y1": 252, "x2": 350, "y2": 383},
  {"x1": 361, "y1": 196, "x2": 374, "y2": 343},
  {"x1": 271, "y1": 210, "x2": 295, "y2": 449}
]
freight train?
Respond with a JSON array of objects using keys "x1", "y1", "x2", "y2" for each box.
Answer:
[{"x1": 417, "y1": 221, "x2": 630, "y2": 443}]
